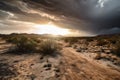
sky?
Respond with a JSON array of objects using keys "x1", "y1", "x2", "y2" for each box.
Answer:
[{"x1": 0, "y1": 0, "x2": 120, "y2": 36}]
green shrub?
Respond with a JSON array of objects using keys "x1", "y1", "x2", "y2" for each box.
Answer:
[{"x1": 38, "y1": 40, "x2": 61, "y2": 55}]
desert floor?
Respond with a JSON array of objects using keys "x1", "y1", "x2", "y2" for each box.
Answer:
[{"x1": 0, "y1": 39, "x2": 120, "y2": 80}]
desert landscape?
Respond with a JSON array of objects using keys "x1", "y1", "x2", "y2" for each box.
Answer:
[
  {"x1": 0, "y1": 34, "x2": 120, "y2": 80},
  {"x1": 0, "y1": 0, "x2": 120, "y2": 80}
]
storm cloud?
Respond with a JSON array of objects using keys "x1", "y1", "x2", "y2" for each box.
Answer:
[{"x1": 0, "y1": 0, "x2": 120, "y2": 36}]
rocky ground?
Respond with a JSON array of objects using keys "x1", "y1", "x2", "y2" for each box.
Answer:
[
  {"x1": 0, "y1": 38, "x2": 120, "y2": 80},
  {"x1": 0, "y1": 38, "x2": 62, "y2": 80},
  {"x1": 72, "y1": 39, "x2": 120, "y2": 66},
  {"x1": 60, "y1": 47, "x2": 120, "y2": 80}
]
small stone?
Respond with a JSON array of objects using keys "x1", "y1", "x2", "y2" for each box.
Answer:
[
  {"x1": 40, "y1": 56, "x2": 44, "y2": 60},
  {"x1": 43, "y1": 63, "x2": 52, "y2": 68},
  {"x1": 55, "y1": 74, "x2": 60, "y2": 78},
  {"x1": 13, "y1": 60, "x2": 19, "y2": 63},
  {"x1": 30, "y1": 64, "x2": 34, "y2": 66},
  {"x1": 54, "y1": 68, "x2": 60, "y2": 73},
  {"x1": 76, "y1": 48, "x2": 81, "y2": 52},
  {"x1": 29, "y1": 74, "x2": 36, "y2": 80},
  {"x1": 45, "y1": 67, "x2": 51, "y2": 70}
]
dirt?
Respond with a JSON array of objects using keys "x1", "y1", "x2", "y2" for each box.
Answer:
[
  {"x1": 0, "y1": 40, "x2": 120, "y2": 80},
  {"x1": 0, "y1": 40, "x2": 62, "y2": 80},
  {"x1": 60, "y1": 47, "x2": 120, "y2": 80}
]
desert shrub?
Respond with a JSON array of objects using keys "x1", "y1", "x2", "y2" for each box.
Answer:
[
  {"x1": 109, "y1": 39, "x2": 117, "y2": 44},
  {"x1": 63, "y1": 38, "x2": 69, "y2": 43},
  {"x1": 16, "y1": 37, "x2": 37, "y2": 52},
  {"x1": 31, "y1": 38, "x2": 42, "y2": 43},
  {"x1": 69, "y1": 38, "x2": 78, "y2": 44},
  {"x1": 6, "y1": 37, "x2": 19, "y2": 44},
  {"x1": 38, "y1": 40, "x2": 61, "y2": 55},
  {"x1": 86, "y1": 38, "x2": 94, "y2": 42},
  {"x1": 63, "y1": 37, "x2": 78, "y2": 44},
  {"x1": 112, "y1": 41, "x2": 120, "y2": 57},
  {"x1": 73, "y1": 45, "x2": 77, "y2": 49},
  {"x1": 10, "y1": 36, "x2": 37, "y2": 53},
  {"x1": 97, "y1": 39, "x2": 108, "y2": 46}
]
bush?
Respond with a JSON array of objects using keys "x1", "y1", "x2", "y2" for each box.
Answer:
[
  {"x1": 9, "y1": 36, "x2": 38, "y2": 53},
  {"x1": 16, "y1": 37, "x2": 37, "y2": 52},
  {"x1": 6, "y1": 37, "x2": 19, "y2": 44},
  {"x1": 112, "y1": 41, "x2": 120, "y2": 57},
  {"x1": 38, "y1": 40, "x2": 61, "y2": 55},
  {"x1": 86, "y1": 38, "x2": 93, "y2": 42},
  {"x1": 97, "y1": 39, "x2": 108, "y2": 46},
  {"x1": 73, "y1": 45, "x2": 77, "y2": 49},
  {"x1": 63, "y1": 37, "x2": 78, "y2": 44}
]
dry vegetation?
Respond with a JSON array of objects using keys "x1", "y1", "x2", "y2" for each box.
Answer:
[
  {"x1": 0, "y1": 34, "x2": 120, "y2": 80},
  {"x1": 62, "y1": 34, "x2": 120, "y2": 66}
]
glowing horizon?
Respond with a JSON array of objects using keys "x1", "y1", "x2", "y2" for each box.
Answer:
[{"x1": 34, "y1": 23, "x2": 70, "y2": 36}]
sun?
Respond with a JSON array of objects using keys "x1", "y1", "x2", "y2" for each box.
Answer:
[{"x1": 34, "y1": 23, "x2": 70, "y2": 35}]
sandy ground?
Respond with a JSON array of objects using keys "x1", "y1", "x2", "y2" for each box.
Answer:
[
  {"x1": 60, "y1": 47, "x2": 120, "y2": 80},
  {"x1": 0, "y1": 40, "x2": 62, "y2": 80},
  {"x1": 0, "y1": 40, "x2": 120, "y2": 80}
]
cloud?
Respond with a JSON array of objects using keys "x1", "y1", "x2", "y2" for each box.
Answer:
[
  {"x1": 0, "y1": 10, "x2": 14, "y2": 19},
  {"x1": 97, "y1": 0, "x2": 110, "y2": 8},
  {"x1": 0, "y1": 0, "x2": 120, "y2": 35},
  {"x1": 99, "y1": 27, "x2": 120, "y2": 34},
  {"x1": 0, "y1": 19, "x2": 36, "y2": 34}
]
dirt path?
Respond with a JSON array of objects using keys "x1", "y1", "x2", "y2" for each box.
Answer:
[{"x1": 60, "y1": 47, "x2": 120, "y2": 80}]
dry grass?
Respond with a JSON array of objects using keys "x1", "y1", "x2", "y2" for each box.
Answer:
[{"x1": 38, "y1": 40, "x2": 62, "y2": 55}]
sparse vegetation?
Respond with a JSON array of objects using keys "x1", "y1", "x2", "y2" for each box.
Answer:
[
  {"x1": 38, "y1": 40, "x2": 61, "y2": 55},
  {"x1": 15, "y1": 37, "x2": 37, "y2": 53},
  {"x1": 63, "y1": 37, "x2": 78, "y2": 44},
  {"x1": 6, "y1": 37, "x2": 19, "y2": 44},
  {"x1": 0, "y1": 33, "x2": 120, "y2": 80},
  {"x1": 112, "y1": 41, "x2": 120, "y2": 57},
  {"x1": 73, "y1": 45, "x2": 77, "y2": 49},
  {"x1": 97, "y1": 39, "x2": 108, "y2": 46},
  {"x1": 7, "y1": 36, "x2": 38, "y2": 53}
]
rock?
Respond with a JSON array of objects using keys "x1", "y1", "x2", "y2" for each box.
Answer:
[
  {"x1": 45, "y1": 67, "x2": 51, "y2": 71},
  {"x1": 55, "y1": 74, "x2": 60, "y2": 78},
  {"x1": 40, "y1": 56, "x2": 44, "y2": 60},
  {"x1": 94, "y1": 53, "x2": 102, "y2": 60},
  {"x1": 43, "y1": 63, "x2": 52, "y2": 68},
  {"x1": 29, "y1": 74, "x2": 36, "y2": 80},
  {"x1": 104, "y1": 50, "x2": 111, "y2": 54},
  {"x1": 54, "y1": 68, "x2": 60, "y2": 73},
  {"x1": 30, "y1": 64, "x2": 34, "y2": 66},
  {"x1": 76, "y1": 48, "x2": 81, "y2": 52},
  {"x1": 13, "y1": 60, "x2": 19, "y2": 63}
]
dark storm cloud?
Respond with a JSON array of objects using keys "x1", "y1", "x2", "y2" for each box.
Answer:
[
  {"x1": 0, "y1": 0, "x2": 56, "y2": 23},
  {"x1": 22, "y1": 0, "x2": 120, "y2": 34},
  {"x1": 0, "y1": 0, "x2": 120, "y2": 35}
]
